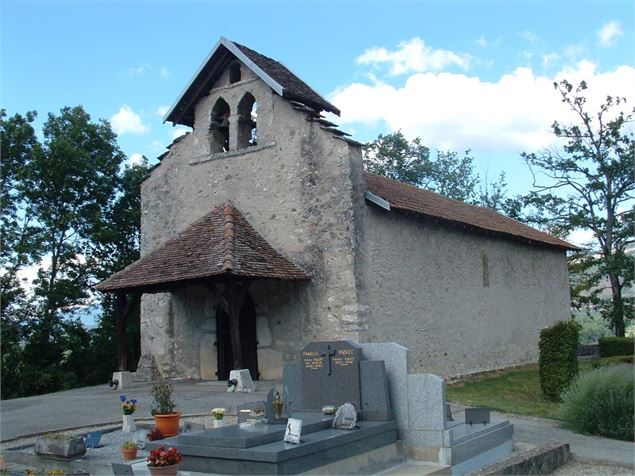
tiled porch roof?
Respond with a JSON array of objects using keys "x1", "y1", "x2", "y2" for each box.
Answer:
[{"x1": 95, "y1": 203, "x2": 309, "y2": 293}]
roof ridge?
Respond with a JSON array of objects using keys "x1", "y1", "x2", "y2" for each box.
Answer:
[{"x1": 222, "y1": 202, "x2": 236, "y2": 272}]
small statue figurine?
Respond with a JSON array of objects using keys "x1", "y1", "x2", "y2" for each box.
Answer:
[{"x1": 273, "y1": 391, "x2": 283, "y2": 420}]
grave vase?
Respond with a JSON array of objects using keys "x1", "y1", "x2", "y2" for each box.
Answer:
[
  {"x1": 122, "y1": 414, "x2": 136, "y2": 433},
  {"x1": 212, "y1": 419, "x2": 225, "y2": 429}
]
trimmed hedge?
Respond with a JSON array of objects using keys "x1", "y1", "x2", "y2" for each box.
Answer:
[
  {"x1": 559, "y1": 364, "x2": 634, "y2": 441},
  {"x1": 539, "y1": 320, "x2": 580, "y2": 401},
  {"x1": 599, "y1": 337, "x2": 634, "y2": 358}
]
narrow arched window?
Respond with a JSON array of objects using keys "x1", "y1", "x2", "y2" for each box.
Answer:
[
  {"x1": 237, "y1": 93, "x2": 257, "y2": 148},
  {"x1": 210, "y1": 98, "x2": 230, "y2": 153},
  {"x1": 229, "y1": 62, "x2": 241, "y2": 84}
]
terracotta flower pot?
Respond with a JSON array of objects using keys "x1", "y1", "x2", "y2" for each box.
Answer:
[
  {"x1": 153, "y1": 412, "x2": 181, "y2": 437},
  {"x1": 148, "y1": 463, "x2": 180, "y2": 476},
  {"x1": 121, "y1": 447, "x2": 138, "y2": 461}
]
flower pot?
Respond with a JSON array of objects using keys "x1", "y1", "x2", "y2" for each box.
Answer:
[
  {"x1": 212, "y1": 419, "x2": 225, "y2": 429},
  {"x1": 148, "y1": 463, "x2": 180, "y2": 476},
  {"x1": 121, "y1": 447, "x2": 138, "y2": 461},
  {"x1": 122, "y1": 414, "x2": 136, "y2": 433},
  {"x1": 154, "y1": 412, "x2": 181, "y2": 437}
]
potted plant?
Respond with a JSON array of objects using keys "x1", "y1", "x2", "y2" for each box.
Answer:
[
  {"x1": 121, "y1": 441, "x2": 139, "y2": 461},
  {"x1": 151, "y1": 381, "x2": 180, "y2": 437},
  {"x1": 146, "y1": 427, "x2": 163, "y2": 442},
  {"x1": 120, "y1": 394, "x2": 138, "y2": 433},
  {"x1": 147, "y1": 445, "x2": 183, "y2": 476},
  {"x1": 211, "y1": 408, "x2": 226, "y2": 428}
]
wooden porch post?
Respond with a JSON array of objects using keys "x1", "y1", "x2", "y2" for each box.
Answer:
[
  {"x1": 116, "y1": 291, "x2": 127, "y2": 372},
  {"x1": 116, "y1": 291, "x2": 141, "y2": 372},
  {"x1": 210, "y1": 281, "x2": 251, "y2": 370}
]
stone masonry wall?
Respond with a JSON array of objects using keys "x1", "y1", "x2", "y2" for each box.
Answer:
[
  {"x1": 355, "y1": 205, "x2": 572, "y2": 377},
  {"x1": 139, "y1": 63, "x2": 365, "y2": 379}
]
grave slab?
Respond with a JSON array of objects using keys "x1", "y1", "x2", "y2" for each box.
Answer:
[{"x1": 149, "y1": 420, "x2": 398, "y2": 475}]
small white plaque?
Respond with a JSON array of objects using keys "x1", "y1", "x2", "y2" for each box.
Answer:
[{"x1": 284, "y1": 418, "x2": 302, "y2": 444}]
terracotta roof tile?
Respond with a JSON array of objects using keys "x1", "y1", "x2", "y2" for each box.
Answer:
[
  {"x1": 95, "y1": 203, "x2": 309, "y2": 293},
  {"x1": 233, "y1": 42, "x2": 340, "y2": 116},
  {"x1": 364, "y1": 172, "x2": 578, "y2": 250}
]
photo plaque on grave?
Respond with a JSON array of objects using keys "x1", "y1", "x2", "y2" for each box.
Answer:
[
  {"x1": 283, "y1": 418, "x2": 302, "y2": 444},
  {"x1": 301, "y1": 341, "x2": 362, "y2": 411}
]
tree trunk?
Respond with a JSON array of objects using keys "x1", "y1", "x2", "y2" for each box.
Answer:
[{"x1": 607, "y1": 271, "x2": 625, "y2": 337}]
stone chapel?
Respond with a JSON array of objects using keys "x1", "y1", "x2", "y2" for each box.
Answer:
[{"x1": 97, "y1": 37, "x2": 577, "y2": 381}]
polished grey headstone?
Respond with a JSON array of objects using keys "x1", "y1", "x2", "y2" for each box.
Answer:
[
  {"x1": 301, "y1": 340, "x2": 362, "y2": 410},
  {"x1": 282, "y1": 362, "x2": 303, "y2": 412},
  {"x1": 361, "y1": 342, "x2": 410, "y2": 437},
  {"x1": 360, "y1": 360, "x2": 393, "y2": 421}
]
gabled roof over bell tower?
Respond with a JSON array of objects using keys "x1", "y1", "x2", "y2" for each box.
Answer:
[{"x1": 164, "y1": 37, "x2": 340, "y2": 127}]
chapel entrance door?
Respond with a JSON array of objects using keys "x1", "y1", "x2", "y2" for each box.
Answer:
[{"x1": 216, "y1": 294, "x2": 259, "y2": 380}]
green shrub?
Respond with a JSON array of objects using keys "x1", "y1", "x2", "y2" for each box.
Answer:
[
  {"x1": 559, "y1": 364, "x2": 634, "y2": 441},
  {"x1": 591, "y1": 355, "x2": 634, "y2": 368},
  {"x1": 539, "y1": 321, "x2": 580, "y2": 401},
  {"x1": 599, "y1": 337, "x2": 634, "y2": 358}
]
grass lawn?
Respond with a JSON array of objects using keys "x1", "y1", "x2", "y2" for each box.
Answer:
[{"x1": 446, "y1": 357, "x2": 634, "y2": 420}]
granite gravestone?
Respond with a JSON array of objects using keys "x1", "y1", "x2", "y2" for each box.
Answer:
[{"x1": 301, "y1": 340, "x2": 362, "y2": 411}]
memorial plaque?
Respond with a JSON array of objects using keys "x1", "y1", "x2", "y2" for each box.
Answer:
[
  {"x1": 332, "y1": 403, "x2": 358, "y2": 429},
  {"x1": 465, "y1": 407, "x2": 491, "y2": 425},
  {"x1": 283, "y1": 418, "x2": 302, "y2": 444},
  {"x1": 301, "y1": 340, "x2": 361, "y2": 410}
]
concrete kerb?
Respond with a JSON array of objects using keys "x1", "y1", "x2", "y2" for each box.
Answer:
[{"x1": 0, "y1": 413, "x2": 219, "y2": 445}]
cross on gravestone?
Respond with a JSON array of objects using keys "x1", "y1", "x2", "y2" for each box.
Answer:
[
  {"x1": 323, "y1": 348, "x2": 337, "y2": 375},
  {"x1": 301, "y1": 340, "x2": 362, "y2": 411}
]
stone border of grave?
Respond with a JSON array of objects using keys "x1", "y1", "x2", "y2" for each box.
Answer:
[{"x1": 468, "y1": 443, "x2": 571, "y2": 475}]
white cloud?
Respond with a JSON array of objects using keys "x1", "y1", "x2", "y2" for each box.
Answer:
[
  {"x1": 356, "y1": 37, "x2": 471, "y2": 75},
  {"x1": 476, "y1": 36, "x2": 488, "y2": 48},
  {"x1": 127, "y1": 65, "x2": 146, "y2": 76},
  {"x1": 156, "y1": 105, "x2": 170, "y2": 117},
  {"x1": 519, "y1": 30, "x2": 540, "y2": 44},
  {"x1": 171, "y1": 127, "x2": 189, "y2": 140},
  {"x1": 110, "y1": 105, "x2": 150, "y2": 135},
  {"x1": 160, "y1": 67, "x2": 170, "y2": 79},
  {"x1": 330, "y1": 61, "x2": 635, "y2": 154},
  {"x1": 128, "y1": 153, "x2": 145, "y2": 165},
  {"x1": 541, "y1": 52, "x2": 560, "y2": 68},
  {"x1": 567, "y1": 228, "x2": 596, "y2": 247},
  {"x1": 597, "y1": 21, "x2": 623, "y2": 47}
]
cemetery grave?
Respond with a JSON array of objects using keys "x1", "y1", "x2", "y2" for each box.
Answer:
[
  {"x1": 146, "y1": 341, "x2": 514, "y2": 475},
  {"x1": 1, "y1": 341, "x2": 514, "y2": 475}
]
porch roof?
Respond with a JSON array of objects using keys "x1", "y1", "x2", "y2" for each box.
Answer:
[{"x1": 95, "y1": 203, "x2": 310, "y2": 293}]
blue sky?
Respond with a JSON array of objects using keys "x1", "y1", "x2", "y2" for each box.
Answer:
[{"x1": 2, "y1": 0, "x2": 634, "y2": 197}]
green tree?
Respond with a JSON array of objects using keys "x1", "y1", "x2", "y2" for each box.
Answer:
[
  {"x1": 364, "y1": 131, "x2": 516, "y2": 211},
  {"x1": 522, "y1": 80, "x2": 634, "y2": 337},
  {"x1": 0, "y1": 106, "x2": 131, "y2": 397},
  {"x1": 90, "y1": 159, "x2": 149, "y2": 379}
]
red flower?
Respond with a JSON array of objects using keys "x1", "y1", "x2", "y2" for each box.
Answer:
[{"x1": 147, "y1": 445, "x2": 183, "y2": 467}]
